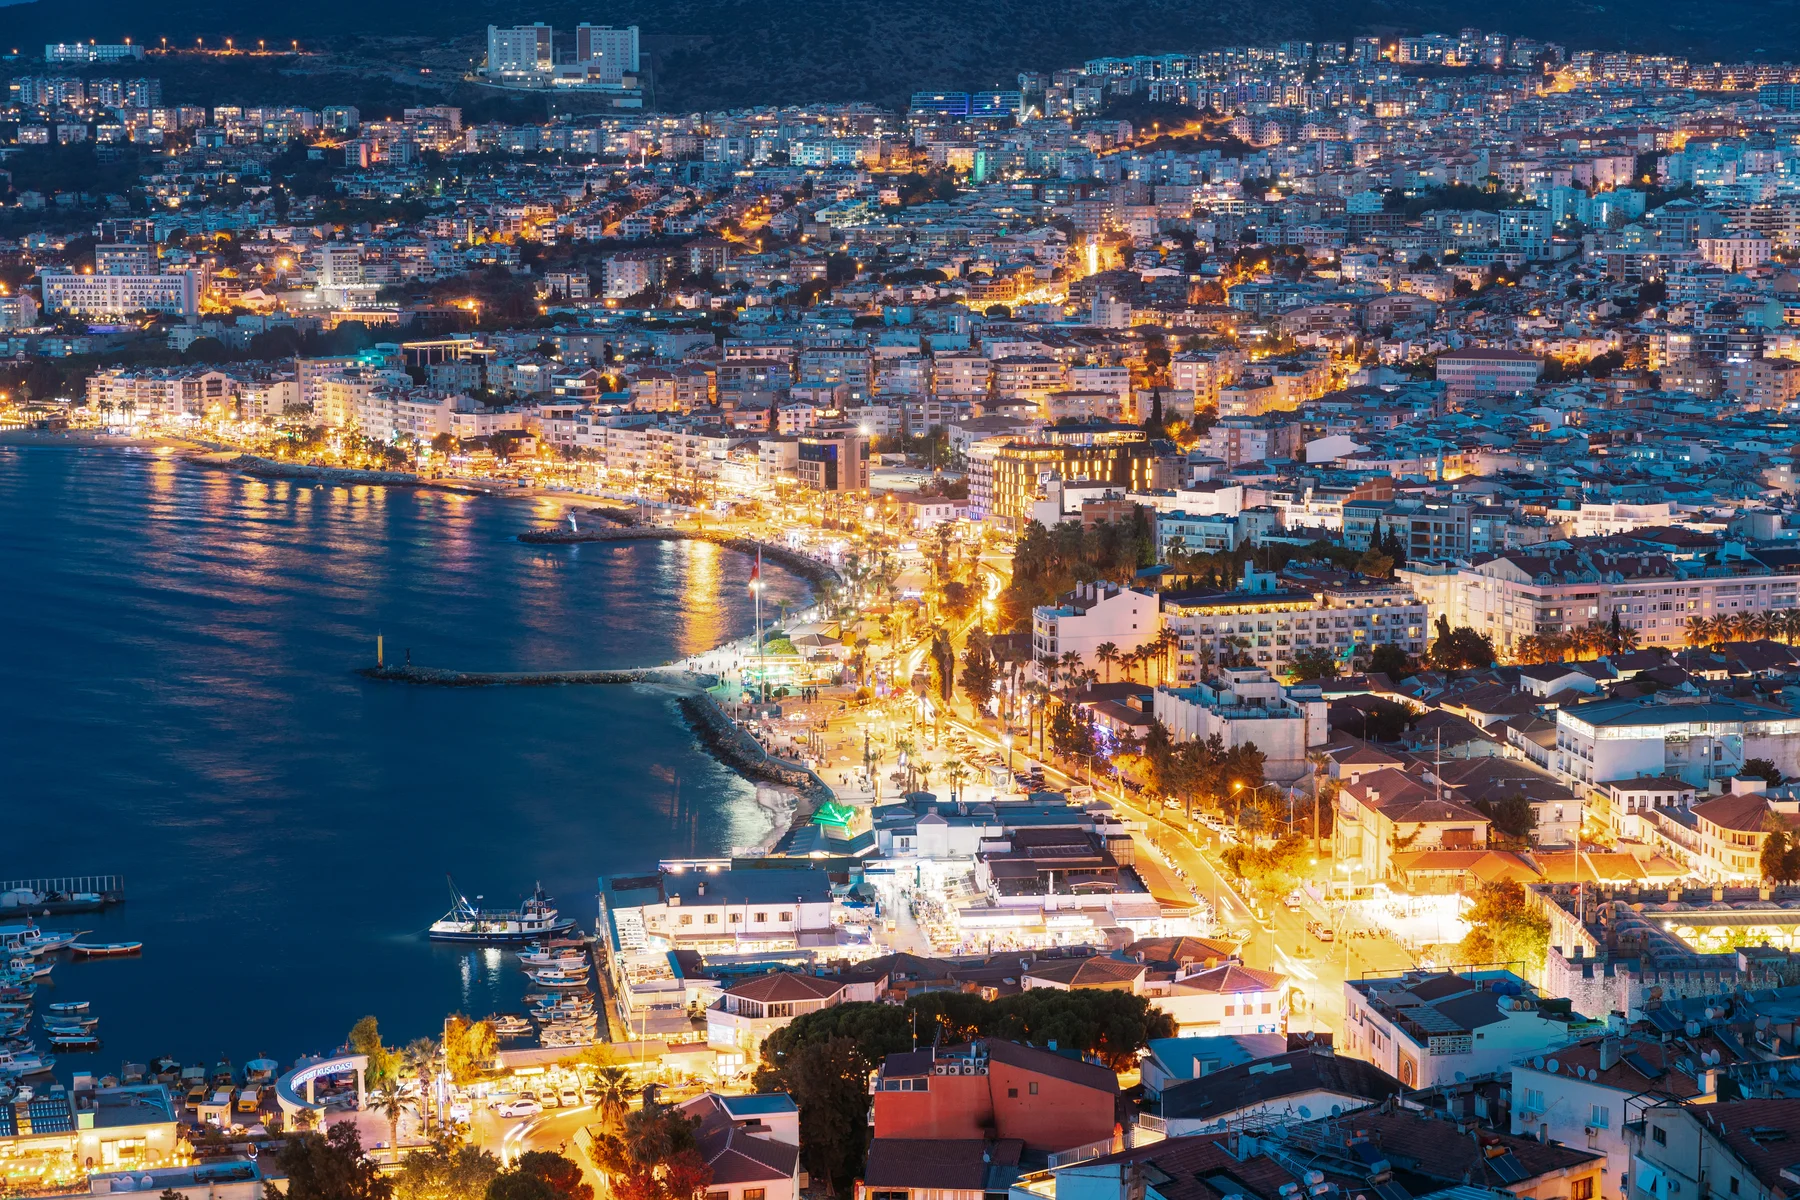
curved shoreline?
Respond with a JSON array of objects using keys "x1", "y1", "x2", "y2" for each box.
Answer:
[{"x1": 357, "y1": 663, "x2": 706, "y2": 687}]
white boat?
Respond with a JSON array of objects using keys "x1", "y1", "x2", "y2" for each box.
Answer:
[
  {"x1": 46, "y1": 1001, "x2": 89, "y2": 1014},
  {"x1": 429, "y1": 879, "x2": 576, "y2": 944},
  {"x1": 525, "y1": 971, "x2": 589, "y2": 990},
  {"x1": 518, "y1": 948, "x2": 587, "y2": 968},
  {"x1": 46, "y1": 1033, "x2": 98, "y2": 1052},
  {"x1": 0, "y1": 1050, "x2": 54, "y2": 1076},
  {"x1": 23, "y1": 929, "x2": 81, "y2": 955},
  {"x1": 70, "y1": 941, "x2": 141, "y2": 957}
]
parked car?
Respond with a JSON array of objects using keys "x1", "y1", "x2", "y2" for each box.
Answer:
[
  {"x1": 560, "y1": 1088, "x2": 581, "y2": 1108},
  {"x1": 1308, "y1": 921, "x2": 1335, "y2": 943},
  {"x1": 1284, "y1": 892, "x2": 1303, "y2": 911},
  {"x1": 495, "y1": 1099, "x2": 542, "y2": 1118}
]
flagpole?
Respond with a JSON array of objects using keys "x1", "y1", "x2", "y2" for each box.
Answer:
[{"x1": 755, "y1": 549, "x2": 766, "y2": 705}]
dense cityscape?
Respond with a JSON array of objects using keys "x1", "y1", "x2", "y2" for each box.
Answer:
[{"x1": 14, "y1": 21, "x2": 1800, "y2": 1200}]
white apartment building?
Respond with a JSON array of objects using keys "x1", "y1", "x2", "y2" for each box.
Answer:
[
  {"x1": 1399, "y1": 545, "x2": 1800, "y2": 655},
  {"x1": 85, "y1": 367, "x2": 238, "y2": 419},
  {"x1": 1152, "y1": 667, "x2": 1329, "y2": 783},
  {"x1": 607, "y1": 868, "x2": 836, "y2": 957},
  {"x1": 485, "y1": 24, "x2": 553, "y2": 79},
  {"x1": 0, "y1": 293, "x2": 40, "y2": 330},
  {"x1": 1030, "y1": 580, "x2": 1161, "y2": 679},
  {"x1": 1572, "y1": 502, "x2": 1678, "y2": 538},
  {"x1": 40, "y1": 270, "x2": 199, "y2": 318},
  {"x1": 1552, "y1": 695, "x2": 1800, "y2": 791},
  {"x1": 1162, "y1": 568, "x2": 1428, "y2": 678}
]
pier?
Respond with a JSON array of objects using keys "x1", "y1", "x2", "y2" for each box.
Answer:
[
  {"x1": 0, "y1": 874, "x2": 126, "y2": 912},
  {"x1": 516, "y1": 526, "x2": 845, "y2": 587},
  {"x1": 357, "y1": 663, "x2": 709, "y2": 687}
]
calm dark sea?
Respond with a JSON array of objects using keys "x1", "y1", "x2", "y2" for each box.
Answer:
[{"x1": 0, "y1": 445, "x2": 810, "y2": 1073}]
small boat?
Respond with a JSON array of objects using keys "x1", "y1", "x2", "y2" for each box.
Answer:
[
  {"x1": 0, "y1": 1051, "x2": 54, "y2": 1076},
  {"x1": 47, "y1": 1034, "x2": 99, "y2": 1052},
  {"x1": 525, "y1": 971, "x2": 589, "y2": 990},
  {"x1": 46, "y1": 1001, "x2": 89, "y2": 1014},
  {"x1": 70, "y1": 941, "x2": 141, "y2": 957},
  {"x1": 43, "y1": 1023, "x2": 96, "y2": 1037},
  {"x1": 23, "y1": 927, "x2": 82, "y2": 955},
  {"x1": 518, "y1": 948, "x2": 587, "y2": 968},
  {"x1": 428, "y1": 878, "x2": 576, "y2": 944},
  {"x1": 490, "y1": 1015, "x2": 534, "y2": 1037}
]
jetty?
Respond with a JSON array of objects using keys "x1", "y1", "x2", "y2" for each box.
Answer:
[
  {"x1": 0, "y1": 874, "x2": 126, "y2": 914},
  {"x1": 357, "y1": 664, "x2": 706, "y2": 688},
  {"x1": 516, "y1": 526, "x2": 844, "y2": 588}
]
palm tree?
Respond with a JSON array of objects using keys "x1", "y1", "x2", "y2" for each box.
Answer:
[
  {"x1": 1708, "y1": 614, "x2": 1733, "y2": 647},
  {"x1": 1059, "y1": 650, "x2": 1083, "y2": 691},
  {"x1": 1095, "y1": 642, "x2": 1120, "y2": 683},
  {"x1": 1754, "y1": 611, "x2": 1782, "y2": 642},
  {"x1": 593, "y1": 1066, "x2": 632, "y2": 1130},
  {"x1": 1685, "y1": 616, "x2": 1713, "y2": 649},
  {"x1": 1728, "y1": 612, "x2": 1757, "y2": 643},
  {"x1": 1613, "y1": 623, "x2": 1642, "y2": 654},
  {"x1": 946, "y1": 757, "x2": 967, "y2": 801},
  {"x1": 402, "y1": 1038, "x2": 437, "y2": 1130},
  {"x1": 1510, "y1": 635, "x2": 1543, "y2": 666},
  {"x1": 1782, "y1": 608, "x2": 1800, "y2": 645},
  {"x1": 369, "y1": 1080, "x2": 420, "y2": 1157}
]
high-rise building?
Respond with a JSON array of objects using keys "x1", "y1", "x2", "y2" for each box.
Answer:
[
  {"x1": 573, "y1": 25, "x2": 639, "y2": 85},
  {"x1": 484, "y1": 24, "x2": 553, "y2": 79}
]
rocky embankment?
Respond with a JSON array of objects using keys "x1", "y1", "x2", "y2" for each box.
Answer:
[
  {"x1": 675, "y1": 692, "x2": 834, "y2": 810},
  {"x1": 517, "y1": 525, "x2": 842, "y2": 587}
]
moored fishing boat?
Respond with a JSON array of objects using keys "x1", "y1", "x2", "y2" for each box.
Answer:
[
  {"x1": 46, "y1": 1033, "x2": 99, "y2": 1052},
  {"x1": 46, "y1": 1001, "x2": 88, "y2": 1014},
  {"x1": 428, "y1": 879, "x2": 577, "y2": 944}
]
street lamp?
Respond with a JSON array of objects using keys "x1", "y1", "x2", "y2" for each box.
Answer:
[{"x1": 1002, "y1": 732, "x2": 1013, "y2": 772}]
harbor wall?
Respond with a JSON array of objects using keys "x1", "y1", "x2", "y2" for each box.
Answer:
[
  {"x1": 356, "y1": 664, "x2": 702, "y2": 687},
  {"x1": 676, "y1": 691, "x2": 834, "y2": 813},
  {"x1": 517, "y1": 526, "x2": 843, "y2": 588}
]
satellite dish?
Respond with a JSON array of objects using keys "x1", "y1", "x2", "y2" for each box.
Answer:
[
  {"x1": 1546, "y1": 1058, "x2": 1560, "y2": 1073},
  {"x1": 1533, "y1": 1056, "x2": 1545, "y2": 1069},
  {"x1": 1455, "y1": 1071, "x2": 1466, "y2": 1082}
]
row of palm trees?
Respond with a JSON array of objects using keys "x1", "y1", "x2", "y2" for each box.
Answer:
[
  {"x1": 1510, "y1": 621, "x2": 1642, "y2": 665},
  {"x1": 1685, "y1": 610, "x2": 1800, "y2": 648},
  {"x1": 1091, "y1": 630, "x2": 1186, "y2": 686}
]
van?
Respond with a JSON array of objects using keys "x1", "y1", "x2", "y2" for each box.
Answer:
[
  {"x1": 186, "y1": 1085, "x2": 208, "y2": 1108},
  {"x1": 237, "y1": 1089, "x2": 261, "y2": 1114}
]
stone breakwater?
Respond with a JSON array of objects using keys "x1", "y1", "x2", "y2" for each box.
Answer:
[
  {"x1": 229, "y1": 455, "x2": 485, "y2": 491},
  {"x1": 674, "y1": 692, "x2": 834, "y2": 811},
  {"x1": 356, "y1": 663, "x2": 703, "y2": 687},
  {"x1": 355, "y1": 663, "x2": 835, "y2": 821},
  {"x1": 517, "y1": 526, "x2": 843, "y2": 588}
]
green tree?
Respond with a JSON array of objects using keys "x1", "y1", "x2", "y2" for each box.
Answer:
[
  {"x1": 1477, "y1": 795, "x2": 1538, "y2": 845},
  {"x1": 349, "y1": 1016, "x2": 398, "y2": 1089},
  {"x1": 590, "y1": 1105, "x2": 710, "y2": 1200},
  {"x1": 1763, "y1": 819, "x2": 1794, "y2": 885},
  {"x1": 1368, "y1": 643, "x2": 1413, "y2": 680},
  {"x1": 770, "y1": 1036, "x2": 869, "y2": 1195},
  {"x1": 1457, "y1": 881, "x2": 1550, "y2": 971},
  {"x1": 960, "y1": 641, "x2": 997, "y2": 710},
  {"x1": 592, "y1": 1066, "x2": 633, "y2": 1131},
  {"x1": 489, "y1": 1153, "x2": 591, "y2": 1200},
  {"x1": 270, "y1": 1124, "x2": 393, "y2": 1200},
  {"x1": 441, "y1": 1015, "x2": 497, "y2": 1084},
  {"x1": 1745, "y1": 758, "x2": 1786, "y2": 787},
  {"x1": 1222, "y1": 833, "x2": 1310, "y2": 903},
  {"x1": 1288, "y1": 646, "x2": 1339, "y2": 682},
  {"x1": 395, "y1": 1142, "x2": 500, "y2": 1200}
]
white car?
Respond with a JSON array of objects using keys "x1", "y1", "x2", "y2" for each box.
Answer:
[{"x1": 495, "y1": 1099, "x2": 542, "y2": 1118}]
